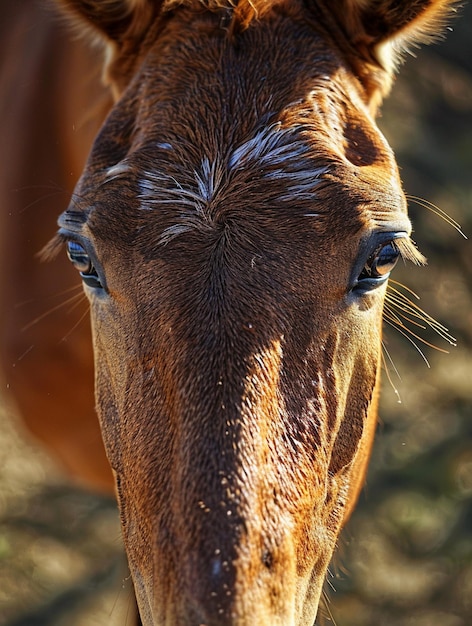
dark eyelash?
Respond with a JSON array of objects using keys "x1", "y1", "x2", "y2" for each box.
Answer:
[{"x1": 39, "y1": 232, "x2": 69, "y2": 262}]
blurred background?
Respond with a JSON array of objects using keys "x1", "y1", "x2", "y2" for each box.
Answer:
[{"x1": 0, "y1": 2, "x2": 471, "y2": 625}]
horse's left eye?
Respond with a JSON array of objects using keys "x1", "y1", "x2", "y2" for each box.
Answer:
[
  {"x1": 364, "y1": 242, "x2": 400, "y2": 278},
  {"x1": 66, "y1": 241, "x2": 103, "y2": 289},
  {"x1": 355, "y1": 241, "x2": 400, "y2": 291}
]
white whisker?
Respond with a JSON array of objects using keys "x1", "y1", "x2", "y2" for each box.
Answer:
[{"x1": 407, "y1": 194, "x2": 467, "y2": 239}]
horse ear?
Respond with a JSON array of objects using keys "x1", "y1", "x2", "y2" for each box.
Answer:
[
  {"x1": 345, "y1": 0, "x2": 457, "y2": 56},
  {"x1": 57, "y1": 1, "x2": 164, "y2": 96},
  {"x1": 57, "y1": 0, "x2": 160, "y2": 45},
  {"x1": 325, "y1": 0, "x2": 459, "y2": 104}
]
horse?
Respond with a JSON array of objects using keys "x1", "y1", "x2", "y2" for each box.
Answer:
[{"x1": 0, "y1": 0, "x2": 460, "y2": 624}]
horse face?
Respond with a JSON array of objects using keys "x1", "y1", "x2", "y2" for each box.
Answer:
[{"x1": 56, "y1": 1, "x2": 449, "y2": 623}]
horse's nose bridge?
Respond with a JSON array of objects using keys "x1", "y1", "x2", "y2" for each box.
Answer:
[
  {"x1": 173, "y1": 514, "x2": 300, "y2": 626},
  {"x1": 152, "y1": 330, "x2": 305, "y2": 623}
]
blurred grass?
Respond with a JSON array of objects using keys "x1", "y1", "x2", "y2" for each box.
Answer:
[{"x1": 1, "y1": 3, "x2": 471, "y2": 626}]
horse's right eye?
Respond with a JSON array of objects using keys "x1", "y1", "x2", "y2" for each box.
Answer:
[{"x1": 66, "y1": 241, "x2": 103, "y2": 289}]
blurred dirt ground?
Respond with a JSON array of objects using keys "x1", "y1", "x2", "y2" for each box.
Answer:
[
  {"x1": 0, "y1": 402, "x2": 135, "y2": 626},
  {"x1": 1, "y1": 3, "x2": 472, "y2": 626}
]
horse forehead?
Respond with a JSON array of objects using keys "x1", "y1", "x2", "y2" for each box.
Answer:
[
  {"x1": 79, "y1": 11, "x2": 407, "y2": 246},
  {"x1": 91, "y1": 121, "x2": 404, "y2": 248}
]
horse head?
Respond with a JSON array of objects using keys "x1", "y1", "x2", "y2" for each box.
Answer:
[{"x1": 54, "y1": 1, "x2": 454, "y2": 623}]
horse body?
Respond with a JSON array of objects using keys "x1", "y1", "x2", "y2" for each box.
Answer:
[
  {"x1": 1, "y1": 0, "x2": 457, "y2": 624},
  {"x1": 0, "y1": 0, "x2": 113, "y2": 490}
]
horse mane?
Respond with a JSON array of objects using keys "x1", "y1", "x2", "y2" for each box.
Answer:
[{"x1": 163, "y1": 0, "x2": 283, "y2": 29}]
